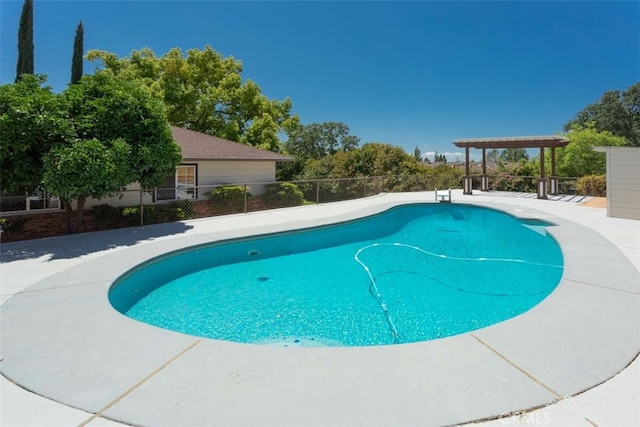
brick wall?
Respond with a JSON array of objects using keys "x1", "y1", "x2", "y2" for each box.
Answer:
[{"x1": 0, "y1": 211, "x2": 100, "y2": 243}]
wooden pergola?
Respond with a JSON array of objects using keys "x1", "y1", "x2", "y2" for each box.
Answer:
[{"x1": 453, "y1": 136, "x2": 569, "y2": 199}]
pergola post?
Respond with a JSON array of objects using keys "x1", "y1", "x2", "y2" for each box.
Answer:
[
  {"x1": 549, "y1": 146, "x2": 559, "y2": 195},
  {"x1": 480, "y1": 148, "x2": 489, "y2": 191},
  {"x1": 463, "y1": 146, "x2": 473, "y2": 195},
  {"x1": 537, "y1": 147, "x2": 548, "y2": 199}
]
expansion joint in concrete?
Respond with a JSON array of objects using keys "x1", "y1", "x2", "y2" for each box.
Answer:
[
  {"x1": 78, "y1": 339, "x2": 201, "y2": 426},
  {"x1": 471, "y1": 334, "x2": 563, "y2": 400}
]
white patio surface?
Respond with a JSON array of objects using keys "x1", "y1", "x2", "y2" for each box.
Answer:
[{"x1": 1, "y1": 190, "x2": 638, "y2": 427}]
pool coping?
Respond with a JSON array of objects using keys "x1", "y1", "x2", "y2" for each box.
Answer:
[{"x1": 1, "y1": 194, "x2": 639, "y2": 426}]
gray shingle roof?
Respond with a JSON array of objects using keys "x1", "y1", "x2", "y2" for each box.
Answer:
[{"x1": 171, "y1": 126, "x2": 294, "y2": 162}]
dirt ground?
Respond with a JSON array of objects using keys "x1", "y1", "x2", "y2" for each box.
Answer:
[{"x1": 579, "y1": 197, "x2": 607, "y2": 208}]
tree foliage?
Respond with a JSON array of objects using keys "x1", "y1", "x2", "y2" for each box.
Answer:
[
  {"x1": 284, "y1": 121, "x2": 359, "y2": 161},
  {"x1": 43, "y1": 138, "x2": 131, "y2": 200},
  {"x1": 1, "y1": 72, "x2": 181, "y2": 233},
  {"x1": 492, "y1": 158, "x2": 539, "y2": 192},
  {"x1": 86, "y1": 46, "x2": 298, "y2": 150},
  {"x1": 413, "y1": 146, "x2": 422, "y2": 161},
  {"x1": 300, "y1": 143, "x2": 423, "y2": 180},
  {"x1": 63, "y1": 71, "x2": 182, "y2": 188},
  {"x1": 486, "y1": 148, "x2": 499, "y2": 163},
  {"x1": 499, "y1": 148, "x2": 529, "y2": 163},
  {"x1": 71, "y1": 21, "x2": 84, "y2": 84},
  {"x1": 15, "y1": 0, "x2": 34, "y2": 82},
  {"x1": 278, "y1": 121, "x2": 360, "y2": 180},
  {"x1": 0, "y1": 75, "x2": 73, "y2": 193},
  {"x1": 553, "y1": 124, "x2": 626, "y2": 177},
  {"x1": 565, "y1": 82, "x2": 640, "y2": 146},
  {"x1": 42, "y1": 138, "x2": 131, "y2": 232},
  {"x1": 433, "y1": 152, "x2": 447, "y2": 163}
]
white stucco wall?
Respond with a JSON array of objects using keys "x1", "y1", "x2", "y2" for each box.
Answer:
[
  {"x1": 163, "y1": 160, "x2": 278, "y2": 202},
  {"x1": 84, "y1": 182, "x2": 152, "y2": 209},
  {"x1": 84, "y1": 160, "x2": 278, "y2": 209},
  {"x1": 595, "y1": 146, "x2": 640, "y2": 220},
  {"x1": 195, "y1": 160, "x2": 276, "y2": 194}
]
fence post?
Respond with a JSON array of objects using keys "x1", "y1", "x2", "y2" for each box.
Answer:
[
  {"x1": 316, "y1": 181, "x2": 320, "y2": 204},
  {"x1": 244, "y1": 184, "x2": 248, "y2": 213},
  {"x1": 139, "y1": 188, "x2": 144, "y2": 226}
]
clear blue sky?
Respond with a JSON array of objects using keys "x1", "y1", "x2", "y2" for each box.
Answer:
[{"x1": 1, "y1": 1, "x2": 638, "y2": 160}]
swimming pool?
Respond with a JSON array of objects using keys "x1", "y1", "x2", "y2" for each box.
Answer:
[{"x1": 110, "y1": 204, "x2": 563, "y2": 346}]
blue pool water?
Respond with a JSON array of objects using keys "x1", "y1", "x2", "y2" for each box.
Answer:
[{"x1": 110, "y1": 204, "x2": 563, "y2": 347}]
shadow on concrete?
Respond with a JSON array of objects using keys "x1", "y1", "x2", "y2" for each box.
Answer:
[{"x1": 0, "y1": 222, "x2": 194, "y2": 262}]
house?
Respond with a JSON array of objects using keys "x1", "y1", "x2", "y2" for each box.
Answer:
[
  {"x1": 156, "y1": 126, "x2": 294, "y2": 201},
  {"x1": 2, "y1": 127, "x2": 294, "y2": 213}
]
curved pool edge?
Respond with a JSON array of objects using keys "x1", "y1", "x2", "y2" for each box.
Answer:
[
  {"x1": 109, "y1": 202, "x2": 564, "y2": 344},
  {"x1": 1, "y1": 195, "x2": 638, "y2": 427}
]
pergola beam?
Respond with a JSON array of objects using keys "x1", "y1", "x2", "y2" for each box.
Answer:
[{"x1": 454, "y1": 136, "x2": 569, "y2": 149}]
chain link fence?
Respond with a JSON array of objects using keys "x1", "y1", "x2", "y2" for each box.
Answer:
[
  {"x1": 0, "y1": 173, "x2": 587, "y2": 232},
  {"x1": 481, "y1": 175, "x2": 580, "y2": 194},
  {"x1": 83, "y1": 175, "x2": 462, "y2": 227},
  {"x1": 0, "y1": 193, "x2": 62, "y2": 212}
]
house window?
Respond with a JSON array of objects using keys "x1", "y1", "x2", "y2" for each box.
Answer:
[
  {"x1": 156, "y1": 164, "x2": 197, "y2": 201},
  {"x1": 176, "y1": 165, "x2": 197, "y2": 199}
]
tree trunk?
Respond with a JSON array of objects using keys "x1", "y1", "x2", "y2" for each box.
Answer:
[
  {"x1": 63, "y1": 198, "x2": 74, "y2": 234},
  {"x1": 72, "y1": 196, "x2": 87, "y2": 234},
  {"x1": 62, "y1": 196, "x2": 87, "y2": 234}
]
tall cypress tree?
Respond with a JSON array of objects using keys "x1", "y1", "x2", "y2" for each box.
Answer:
[
  {"x1": 71, "y1": 21, "x2": 84, "y2": 84},
  {"x1": 15, "y1": 0, "x2": 34, "y2": 82}
]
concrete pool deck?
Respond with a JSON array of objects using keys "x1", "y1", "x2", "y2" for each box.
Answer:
[{"x1": 1, "y1": 190, "x2": 638, "y2": 426}]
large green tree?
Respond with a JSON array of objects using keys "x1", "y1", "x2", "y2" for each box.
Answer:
[
  {"x1": 565, "y1": 82, "x2": 640, "y2": 146},
  {"x1": 62, "y1": 72, "x2": 182, "y2": 189},
  {"x1": 486, "y1": 148, "x2": 499, "y2": 163},
  {"x1": 300, "y1": 143, "x2": 423, "y2": 180},
  {"x1": 87, "y1": 46, "x2": 298, "y2": 151},
  {"x1": 553, "y1": 123, "x2": 626, "y2": 177},
  {"x1": 1, "y1": 72, "x2": 182, "y2": 233},
  {"x1": 48, "y1": 72, "x2": 182, "y2": 232},
  {"x1": 71, "y1": 21, "x2": 84, "y2": 84},
  {"x1": 499, "y1": 148, "x2": 529, "y2": 163},
  {"x1": 413, "y1": 146, "x2": 422, "y2": 161},
  {"x1": 42, "y1": 138, "x2": 131, "y2": 232},
  {"x1": 279, "y1": 121, "x2": 360, "y2": 180},
  {"x1": 290, "y1": 122, "x2": 355, "y2": 155},
  {"x1": 15, "y1": 0, "x2": 34, "y2": 82},
  {"x1": 433, "y1": 152, "x2": 447, "y2": 163},
  {"x1": 0, "y1": 75, "x2": 73, "y2": 193}
]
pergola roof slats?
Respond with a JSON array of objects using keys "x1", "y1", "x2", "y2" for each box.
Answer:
[{"x1": 454, "y1": 135, "x2": 569, "y2": 149}]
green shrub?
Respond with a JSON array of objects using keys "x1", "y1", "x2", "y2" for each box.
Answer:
[
  {"x1": 263, "y1": 183, "x2": 304, "y2": 207},
  {"x1": 122, "y1": 205, "x2": 159, "y2": 224},
  {"x1": 121, "y1": 206, "x2": 141, "y2": 225},
  {"x1": 0, "y1": 216, "x2": 26, "y2": 237},
  {"x1": 577, "y1": 174, "x2": 606, "y2": 197},
  {"x1": 91, "y1": 204, "x2": 122, "y2": 226},
  {"x1": 121, "y1": 207, "x2": 138, "y2": 217},
  {"x1": 168, "y1": 200, "x2": 196, "y2": 220},
  {"x1": 492, "y1": 175, "x2": 537, "y2": 192},
  {"x1": 205, "y1": 186, "x2": 250, "y2": 212}
]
